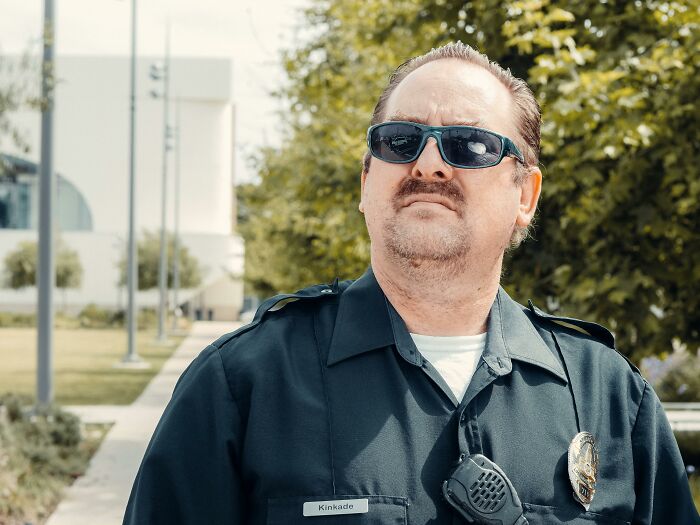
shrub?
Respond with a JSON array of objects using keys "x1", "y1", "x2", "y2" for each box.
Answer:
[
  {"x1": 2, "y1": 240, "x2": 82, "y2": 291},
  {"x1": 136, "y1": 307, "x2": 157, "y2": 330},
  {"x1": 117, "y1": 230, "x2": 202, "y2": 290},
  {"x1": 0, "y1": 311, "x2": 35, "y2": 327},
  {"x1": 0, "y1": 393, "x2": 89, "y2": 524},
  {"x1": 0, "y1": 306, "x2": 181, "y2": 331},
  {"x1": 78, "y1": 303, "x2": 120, "y2": 328},
  {"x1": 640, "y1": 342, "x2": 700, "y2": 402},
  {"x1": 75, "y1": 305, "x2": 159, "y2": 330}
]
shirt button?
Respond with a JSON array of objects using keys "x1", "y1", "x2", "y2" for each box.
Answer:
[{"x1": 459, "y1": 413, "x2": 467, "y2": 425}]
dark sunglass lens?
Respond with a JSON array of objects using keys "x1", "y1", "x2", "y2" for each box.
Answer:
[
  {"x1": 442, "y1": 128, "x2": 502, "y2": 167},
  {"x1": 370, "y1": 123, "x2": 423, "y2": 162}
]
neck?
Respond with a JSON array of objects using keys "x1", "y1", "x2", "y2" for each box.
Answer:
[{"x1": 371, "y1": 248, "x2": 502, "y2": 336}]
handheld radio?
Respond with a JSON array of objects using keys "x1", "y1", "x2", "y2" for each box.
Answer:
[{"x1": 442, "y1": 453, "x2": 528, "y2": 525}]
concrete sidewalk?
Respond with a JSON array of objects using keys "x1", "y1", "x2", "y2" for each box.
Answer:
[{"x1": 47, "y1": 321, "x2": 240, "y2": 525}]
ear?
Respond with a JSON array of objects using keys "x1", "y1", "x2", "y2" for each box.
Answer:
[
  {"x1": 359, "y1": 170, "x2": 368, "y2": 213},
  {"x1": 515, "y1": 166, "x2": 542, "y2": 228}
]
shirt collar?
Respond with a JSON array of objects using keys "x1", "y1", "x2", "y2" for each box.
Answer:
[
  {"x1": 485, "y1": 287, "x2": 567, "y2": 383},
  {"x1": 326, "y1": 267, "x2": 395, "y2": 366},
  {"x1": 326, "y1": 267, "x2": 567, "y2": 383}
]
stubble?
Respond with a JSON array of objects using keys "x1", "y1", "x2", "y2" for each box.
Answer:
[{"x1": 382, "y1": 178, "x2": 473, "y2": 279}]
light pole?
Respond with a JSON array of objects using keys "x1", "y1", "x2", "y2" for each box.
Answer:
[
  {"x1": 150, "y1": 22, "x2": 171, "y2": 342},
  {"x1": 122, "y1": 0, "x2": 145, "y2": 364},
  {"x1": 171, "y1": 97, "x2": 180, "y2": 331},
  {"x1": 37, "y1": 0, "x2": 56, "y2": 407}
]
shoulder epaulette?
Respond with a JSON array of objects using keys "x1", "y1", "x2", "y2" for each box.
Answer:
[
  {"x1": 527, "y1": 300, "x2": 615, "y2": 349},
  {"x1": 212, "y1": 279, "x2": 344, "y2": 348},
  {"x1": 527, "y1": 300, "x2": 641, "y2": 375}
]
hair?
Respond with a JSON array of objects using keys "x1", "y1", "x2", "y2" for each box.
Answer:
[{"x1": 362, "y1": 41, "x2": 542, "y2": 247}]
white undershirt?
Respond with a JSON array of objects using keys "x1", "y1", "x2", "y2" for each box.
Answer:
[{"x1": 409, "y1": 332, "x2": 487, "y2": 402}]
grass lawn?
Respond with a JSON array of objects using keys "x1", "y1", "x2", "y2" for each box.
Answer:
[{"x1": 0, "y1": 328, "x2": 187, "y2": 405}]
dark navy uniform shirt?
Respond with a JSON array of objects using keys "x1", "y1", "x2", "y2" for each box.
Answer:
[{"x1": 124, "y1": 268, "x2": 699, "y2": 524}]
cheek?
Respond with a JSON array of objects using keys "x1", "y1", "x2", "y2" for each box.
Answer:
[
  {"x1": 466, "y1": 181, "x2": 521, "y2": 228},
  {"x1": 362, "y1": 194, "x2": 387, "y2": 235},
  {"x1": 360, "y1": 178, "x2": 386, "y2": 233},
  {"x1": 363, "y1": 172, "x2": 398, "y2": 214}
]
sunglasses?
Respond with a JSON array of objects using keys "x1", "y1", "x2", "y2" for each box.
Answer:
[{"x1": 367, "y1": 121, "x2": 524, "y2": 169}]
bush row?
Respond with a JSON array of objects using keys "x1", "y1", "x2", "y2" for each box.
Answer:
[
  {"x1": 0, "y1": 393, "x2": 92, "y2": 525},
  {"x1": 0, "y1": 306, "x2": 161, "y2": 330},
  {"x1": 641, "y1": 343, "x2": 700, "y2": 402}
]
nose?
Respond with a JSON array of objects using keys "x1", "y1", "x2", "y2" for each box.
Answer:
[{"x1": 411, "y1": 136, "x2": 454, "y2": 181}]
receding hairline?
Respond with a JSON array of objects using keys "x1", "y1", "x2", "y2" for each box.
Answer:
[{"x1": 379, "y1": 58, "x2": 517, "y2": 132}]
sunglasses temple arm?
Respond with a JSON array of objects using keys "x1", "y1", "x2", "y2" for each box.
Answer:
[{"x1": 504, "y1": 138, "x2": 525, "y2": 163}]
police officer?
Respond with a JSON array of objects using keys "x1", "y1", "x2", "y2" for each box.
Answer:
[{"x1": 124, "y1": 42, "x2": 699, "y2": 524}]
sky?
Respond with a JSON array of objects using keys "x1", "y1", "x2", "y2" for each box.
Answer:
[{"x1": 0, "y1": 0, "x2": 312, "y2": 185}]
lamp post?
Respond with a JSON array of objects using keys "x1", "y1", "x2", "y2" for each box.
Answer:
[
  {"x1": 121, "y1": 0, "x2": 145, "y2": 364},
  {"x1": 171, "y1": 97, "x2": 180, "y2": 331},
  {"x1": 150, "y1": 22, "x2": 171, "y2": 342},
  {"x1": 37, "y1": 0, "x2": 56, "y2": 407}
]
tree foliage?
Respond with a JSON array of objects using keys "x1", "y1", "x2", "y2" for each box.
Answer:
[
  {"x1": 2, "y1": 239, "x2": 82, "y2": 290},
  {"x1": 0, "y1": 51, "x2": 41, "y2": 166},
  {"x1": 117, "y1": 230, "x2": 202, "y2": 290},
  {"x1": 239, "y1": 0, "x2": 699, "y2": 360}
]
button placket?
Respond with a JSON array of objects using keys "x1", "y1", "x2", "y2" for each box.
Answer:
[
  {"x1": 457, "y1": 399, "x2": 483, "y2": 457},
  {"x1": 467, "y1": 402, "x2": 483, "y2": 455},
  {"x1": 457, "y1": 407, "x2": 470, "y2": 456}
]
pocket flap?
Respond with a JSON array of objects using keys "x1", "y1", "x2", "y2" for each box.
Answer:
[{"x1": 523, "y1": 503, "x2": 630, "y2": 524}]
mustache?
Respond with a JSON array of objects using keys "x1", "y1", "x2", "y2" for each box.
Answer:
[{"x1": 392, "y1": 178, "x2": 464, "y2": 212}]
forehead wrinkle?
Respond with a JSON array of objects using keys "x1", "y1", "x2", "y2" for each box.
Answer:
[
  {"x1": 386, "y1": 111, "x2": 486, "y2": 128},
  {"x1": 392, "y1": 69, "x2": 491, "y2": 109}
]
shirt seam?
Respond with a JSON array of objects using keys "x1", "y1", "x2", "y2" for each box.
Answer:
[
  {"x1": 313, "y1": 304, "x2": 337, "y2": 495},
  {"x1": 548, "y1": 329, "x2": 581, "y2": 432},
  {"x1": 213, "y1": 346, "x2": 246, "y2": 479},
  {"x1": 630, "y1": 379, "x2": 650, "y2": 439},
  {"x1": 214, "y1": 346, "x2": 243, "y2": 422}
]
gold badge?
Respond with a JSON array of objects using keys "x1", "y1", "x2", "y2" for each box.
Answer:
[{"x1": 568, "y1": 431, "x2": 599, "y2": 510}]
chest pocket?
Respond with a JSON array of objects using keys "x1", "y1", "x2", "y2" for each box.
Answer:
[
  {"x1": 523, "y1": 503, "x2": 630, "y2": 525},
  {"x1": 266, "y1": 495, "x2": 407, "y2": 525}
]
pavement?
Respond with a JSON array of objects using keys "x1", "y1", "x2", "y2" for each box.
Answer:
[{"x1": 46, "y1": 321, "x2": 240, "y2": 525}]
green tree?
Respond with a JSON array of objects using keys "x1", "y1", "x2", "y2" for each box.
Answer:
[
  {"x1": 0, "y1": 50, "x2": 41, "y2": 166},
  {"x1": 2, "y1": 240, "x2": 83, "y2": 309},
  {"x1": 502, "y1": 0, "x2": 700, "y2": 363},
  {"x1": 240, "y1": 0, "x2": 699, "y2": 361},
  {"x1": 117, "y1": 230, "x2": 202, "y2": 290}
]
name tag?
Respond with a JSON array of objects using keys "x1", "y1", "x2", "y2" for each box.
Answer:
[{"x1": 303, "y1": 498, "x2": 369, "y2": 516}]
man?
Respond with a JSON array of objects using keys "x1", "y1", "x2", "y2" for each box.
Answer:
[{"x1": 124, "y1": 42, "x2": 699, "y2": 524}]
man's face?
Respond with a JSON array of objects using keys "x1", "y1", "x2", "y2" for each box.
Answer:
[{"x1": 360, "y1": 58, "x2": 540, "y2": 271}]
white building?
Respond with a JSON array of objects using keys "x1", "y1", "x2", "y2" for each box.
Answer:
[{"x1": 0, "y1": 55, "x2": 244, "y2": 321}]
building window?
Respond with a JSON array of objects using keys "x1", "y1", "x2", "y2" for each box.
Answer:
[{"x1": 0, "y1": 153, "x2": 93, "y2": 231}]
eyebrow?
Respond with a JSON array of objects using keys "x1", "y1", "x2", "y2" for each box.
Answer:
[{"x1": 386, "y1": 112, "x2": 485, "y2": 128}]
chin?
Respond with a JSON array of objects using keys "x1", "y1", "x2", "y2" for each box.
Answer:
[{"x1": 383, "y1": 222, "x2": 471, "y2": 262}]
